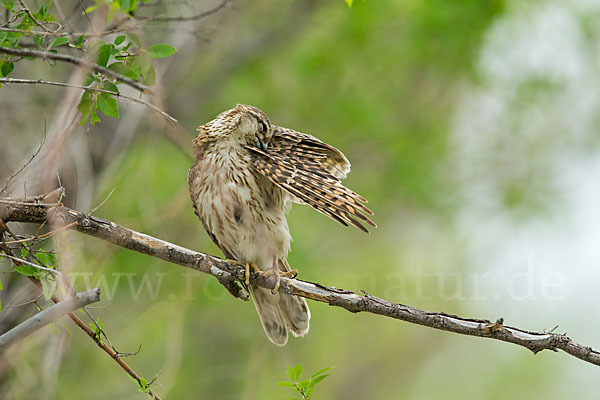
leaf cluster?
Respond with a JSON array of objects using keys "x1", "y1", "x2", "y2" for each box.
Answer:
[
  {"x1": 276, "y1": 365, "x2": 333, "y2": 400},
  {"x1": 0, "y1": 0, "x2": 177, "y2": 125}
]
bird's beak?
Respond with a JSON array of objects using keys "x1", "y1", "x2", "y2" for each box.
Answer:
[{"x1": 257, "y1": 139, "x2": 268, "y2": 151}]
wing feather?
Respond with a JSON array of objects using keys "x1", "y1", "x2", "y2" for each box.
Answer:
[{"x1": 246, "y1": 127, "x2": 375, "y2": 233}]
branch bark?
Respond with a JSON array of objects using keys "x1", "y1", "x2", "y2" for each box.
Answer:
[
  {"x1": 1, "y1": 198, "x2": 599, "y2": 368},
  {"x1": 0, "y1": 288, "x2": 100, "y2": 352},
  {"x1": 0, "y1": 47, "x2": 149, "y2": 93}
]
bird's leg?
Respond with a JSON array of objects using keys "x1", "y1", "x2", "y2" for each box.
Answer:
[
  {"x1": 225, "y1": 259, "x2": 260, "y2": 285},
  {"x1": 261, "y1": 257, "x2": 299, "y2": 294}
]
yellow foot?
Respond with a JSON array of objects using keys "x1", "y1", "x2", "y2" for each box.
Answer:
[
  {"x1": 263, "y1": 269, "x2": 298, "y2": 294},
  {"x1": 226, "y1": 260, "x2": 259, "y2": 285}
]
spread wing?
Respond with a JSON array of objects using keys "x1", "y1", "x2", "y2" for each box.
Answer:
[{"x1": 246, "y1": 126, "x2": 376, "y2": 233}]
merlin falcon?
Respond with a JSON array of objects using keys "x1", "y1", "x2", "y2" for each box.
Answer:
[{"x1": 188, "y1": 104, "x2": 375, "y2": 345}]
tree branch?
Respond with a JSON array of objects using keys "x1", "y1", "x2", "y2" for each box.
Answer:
[
  {"x1": 0, "y1": 47, "x2": 149, "y2": 93},
  {"x1": 0, "y1": 78, "x2": 177, "y2": 123},
  {"x1": 0, "y1": 223, "x2": 162, "y2": 400},
  {"x1": 0, "y1": 288, "x2": 101, "y2": 352},
  {"x1": 1, "y1": 197, "x2": 599, "y2": 368}
]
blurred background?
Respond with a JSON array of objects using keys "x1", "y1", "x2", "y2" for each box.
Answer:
[{"x1": 1, "y1": 0, "x2": 600, "y2": 398}]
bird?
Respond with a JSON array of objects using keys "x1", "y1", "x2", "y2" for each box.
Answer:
[{"x1": 188, "y1": 104, "x2": 375, "y2": 345}]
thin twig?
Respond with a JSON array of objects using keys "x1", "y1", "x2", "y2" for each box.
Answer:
[
  {"x1": 0, "y1": 253, "x2": 61, "y2": 275},
  {"x1": 137, "y1": 0, "x2": 230, "y2": 22},
  {"x1": 0, "y1": 132, "x2": 45, "y2": 195},
  {"x1": 88, "y1": 187, "x2": 116, "y2": 216},
  {"x1": 17, "y1": 0, "x2": 60, "y2": 33},
  {"x1": 0, "y1": 78, "x2": 176, "y2": 123},
  {"x1": 0, "y1": 288, "x2": 101, "y2": 351},
  {"x1": 0, "y1": 47, "x2": 149, "y2": 92},
  {"x1": 1, "y1": 198, "x2": 600, "y2": 368},
  {"x1": 3, "y1": 221, "x2": 77, "y2": 244}
]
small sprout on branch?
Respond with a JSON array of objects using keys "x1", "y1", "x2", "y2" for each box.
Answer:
[{"x1": 277, "y1": 365, "x2": 334, "y2": 399}]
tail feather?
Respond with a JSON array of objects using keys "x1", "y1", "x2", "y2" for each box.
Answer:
[
  {"x1": 249, "y1": 285, "x2": 288, "y2": 346},
  {"x1": 279, "y1": 294, "x2": 310, "y2": 337},
  {"x1": 249, "y1": 259, "x2": 311, "y2": 345}
]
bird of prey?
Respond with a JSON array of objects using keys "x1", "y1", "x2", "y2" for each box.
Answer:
[{"x1": 188, "y1": 104, "x2": 375, "y2": 345}]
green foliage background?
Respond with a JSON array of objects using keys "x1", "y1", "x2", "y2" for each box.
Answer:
[{"x1": 2, "y1": 0, "x2": 600, "y2": 398}]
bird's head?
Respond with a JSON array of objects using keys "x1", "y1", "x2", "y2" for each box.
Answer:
[{"x1": 197, "y1": 104, "x2": 272, "y2": 153}]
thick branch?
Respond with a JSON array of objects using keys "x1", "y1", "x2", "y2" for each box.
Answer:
[
  {"x1": 1, "y1": 198, "x2": 599, "y2": 367},
  {"x1": 0, "y1": 47, "x2": 149, "y2": 93},
  {"x1": 0, "y1": 288, "x2": 100, "y2": 352}
]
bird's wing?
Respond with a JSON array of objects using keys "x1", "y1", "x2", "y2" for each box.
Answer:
[{"x1": 246, "y1": 126, "x2": 375, "y2": 233}]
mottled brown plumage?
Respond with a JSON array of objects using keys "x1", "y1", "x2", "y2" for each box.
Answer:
[{"x1": 188, "y1": 104, "x2": 374, "y2": 345}]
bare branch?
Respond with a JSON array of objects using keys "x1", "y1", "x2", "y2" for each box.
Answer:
[
  {"x1": 0, "y1": 78, "x2": 177, "y2": 123},
  {"x1": 0, "y1": 288, "x2": 101, "y2": 352},
  {"x1": 1, "y1": 198, "x2": 599, "y2": 368},
  {"x1": 0, "y1": 47, "x2": 149, "y2": 93}
]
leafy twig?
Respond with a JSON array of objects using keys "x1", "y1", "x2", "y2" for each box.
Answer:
[
  {"x1": 0, "y1": 78, "x2": 177, "y2": 123},
  {"x1": 0, "y1": 47, "x2": 149, "y2": 92}
]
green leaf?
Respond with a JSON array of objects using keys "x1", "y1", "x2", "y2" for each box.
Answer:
[
  {"x1": 35, "y1": 251, "x2": 48, "y2": 265},
  {"x1": 83, "y1": 4, "x2": 101, "y2": 14},
  {"x1": 13, "y1": 263, "x2": 38, "y2": 276},
  {"x1": 33, "y1": 34, "x2": 43, "y2": 47},
  {"x1": 276, "y1": 381, "x2": 295, "y2": 388},
  {"x1": 126, "y1": 32, "x2": 140, "y2": 47},
  {"x1": 47, "y1": 252, "x2": 56, "y2": 266},
  {"x1": 305, "y1": 385, "x2": 315, "y2": 398},
  {"x1": 0, "y1": 0, "x2": 13, "y2": 10},
  {"x1": 103, "y1": 81, "x2": 119, "y2": 93},
  {"x1": 114, "y1": 35, "x2": 126, "y2": 46},
  {"x1": 143, "y1": 64, "x2": 155, "y2": 86},
  {"x1": 50, "y1": 37, "x2": 69, "y2": 48},
  {"x1": 83, "y1": 74, "x2": 101, "y2": 86},
  {"x1": 90, "y1": 110, "x2": 101, "y2": 125},
  {"x1": 0, "y1": 31, "x2": 7, "y2": 44},
  {"x1": 309, "y1": 374, "x2": 330, "y2": 386},
  {"x1": 344, "y1": 0, "x2": 353, "y2": 7},
  {"x1": 146, "y1": 43, "x2": 177, "y2": 58},
  {"x1": 124, "y1": 57, "x2": 141, "y2": 80},
  {"x1": 310, "y1": 367, "x2": 334, "y2": 379},
  {"x1": 21, "y1": 247, "x2": 29, "y2": 259},
  {"x1": 0, "y1": 62, "x2": 14, "y2": 77},
  {"x1": 137, "y1": 377, "x2": 149, "y2": 393},
  {"x1": 297, "y1": 379, "x2": 310, "y2": 389},
  {"x1": 78, "y1": 90, "x2": 92, "y2": 123},
  {"x1": 75, "y1": 35, "x2": 84, "y2": 48},
  {"x1": 286, "y1": 365, "x2": 303, "y2": 382},
  {"x1": 97, "y1": 44, "x2": 113, "y2": 67},
  {"x1": 96, "y1": 93, "x2": 119, "y2": 118},
  {"x1": 136, "y1": 54, "x2": 151, "y2": 77}
]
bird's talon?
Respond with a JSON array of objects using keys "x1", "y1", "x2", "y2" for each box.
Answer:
[{"x1": 282, "y1": 269, "x2": 298, "y2": 279}]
